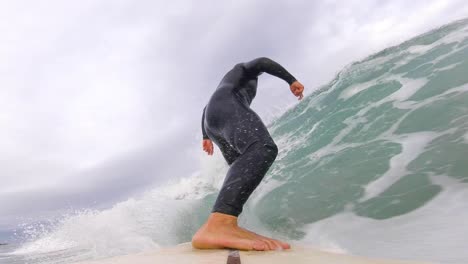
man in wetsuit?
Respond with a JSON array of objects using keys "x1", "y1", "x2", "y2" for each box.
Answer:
[{"x1": 192, "y1": 57, "x2": 304, "y2": 251}]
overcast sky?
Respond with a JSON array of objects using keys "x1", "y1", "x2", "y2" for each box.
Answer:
[{"x1": 1, "y1": 0, "x2": 468, "y2": 230}]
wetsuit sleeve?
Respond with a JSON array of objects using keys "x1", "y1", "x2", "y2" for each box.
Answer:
[
  {"x1": 201, "y1": 106, "x2": 209, "y2": 140},
  {"x1": 242, "y1": 57, "x2": 297, "y2": 85}
]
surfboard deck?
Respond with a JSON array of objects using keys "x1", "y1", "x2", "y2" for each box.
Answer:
[{"x1": 76, "y1": 242, "x2": 430, "y2": 264}]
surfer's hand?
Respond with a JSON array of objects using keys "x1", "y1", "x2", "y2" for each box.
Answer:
[
  {"x1": 290, "y1": 81, "x2": 304, "y2": 100},
  {"x1": 203, "y1": 139, "x2": 214, "y2": 155}
]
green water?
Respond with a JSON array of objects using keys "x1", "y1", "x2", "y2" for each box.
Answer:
[{"x1": 251, "y1": 18, "x2": 468, "y2": 237}]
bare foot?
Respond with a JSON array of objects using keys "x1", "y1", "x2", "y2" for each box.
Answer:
[{"x1": 192, "y1": 213, "x2": 290, "y2": 251}]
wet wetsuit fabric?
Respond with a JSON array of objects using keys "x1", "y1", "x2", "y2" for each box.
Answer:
[{"x1": 202, "y1": 57, "x2": 297, "y2": 217}]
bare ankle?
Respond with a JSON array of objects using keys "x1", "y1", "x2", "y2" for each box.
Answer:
[{"x1": 206, "y1": 212, "x2": 238, "y2": 226}]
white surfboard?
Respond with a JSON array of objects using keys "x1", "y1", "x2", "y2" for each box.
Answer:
[{"x1": 75, "y1": 242, "x2": 430, "y2": 264}]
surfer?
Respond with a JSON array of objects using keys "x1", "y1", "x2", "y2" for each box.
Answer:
[{"x1": 192, "y1": 57, "x2": 304, "y2": 251}]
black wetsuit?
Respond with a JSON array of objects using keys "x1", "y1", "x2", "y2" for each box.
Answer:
[{"x1": 201, "y1": 57, "x2": 297, "y2": 217}]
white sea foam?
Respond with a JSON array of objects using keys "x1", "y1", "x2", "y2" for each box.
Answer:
[
  {"x1": 276, "y1": 120, "x2": 322, "y2": 160},
  {"x1": 407, "y1": 44, "x2": 436, "y2": 54},
  {"x1": 11, "y1": 154, "x2": 227, "y2": 259},
  {"x1": 397, "y1": 25, "x2": 468, "y2": 71},
  {"x1": 306, "y1": 76, "x2": 426, "y2": 162},
  {"x1": 299, "y1": 176, "x2": 468, "y2": 263},
  {"x1": 435, "y1": 62, "x2": 462, "y2": 72},
  {"x1": 389, "y1": 77, "x2": 428, "y2": 102},
  {"x1": 360, "y1": 132, "x2": 438, "y2": 202},
  {"x1": 338, "y1": 79, "x2": 378, "y2": 100},
  {"x1": 439, "y1": 24, "x2": 468, "y2": 45},
  {"x1": 11, "y1": 196, "x2": 197, "y2": 258},
  {"x1": 339, "y1": 75, "x2": 427, "y2": 104},
  {"x1": 393, "y1": 81, "x2": 468, "y2": 115}
]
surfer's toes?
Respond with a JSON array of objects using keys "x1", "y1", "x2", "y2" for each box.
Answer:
[
  {"x1": 252, "y1": 240, "x2": 267, "y2": 251},
  {"x1": 278, "y1": 240, "x2": 290, "y2": 250},
  {"x1": 238, "y1": 227, "x2": 290, "y2": 250},
  {"x1": 224, "y1": 238, "x2": 269, "y2": 251}
]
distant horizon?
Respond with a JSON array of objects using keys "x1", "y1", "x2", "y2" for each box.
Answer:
[{"x1": 0, "y1": 230, "x2": 15, "y2": 244}]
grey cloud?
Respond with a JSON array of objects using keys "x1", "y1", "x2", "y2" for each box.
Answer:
[{"x1": 0, "y1": 127, "x2": 198, "y2": 229}]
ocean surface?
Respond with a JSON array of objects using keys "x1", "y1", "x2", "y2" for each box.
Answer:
[{"x1": 2, "y1": 18, "x2": 468, "y2": 264}]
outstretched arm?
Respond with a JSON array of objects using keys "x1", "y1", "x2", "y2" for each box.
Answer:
[
  {"x1": 243, "y1": 57, "x2": 297, "y2": 85},
  {"x1": 243, "y1": 57, "x2": 304, "y2": 100}
]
